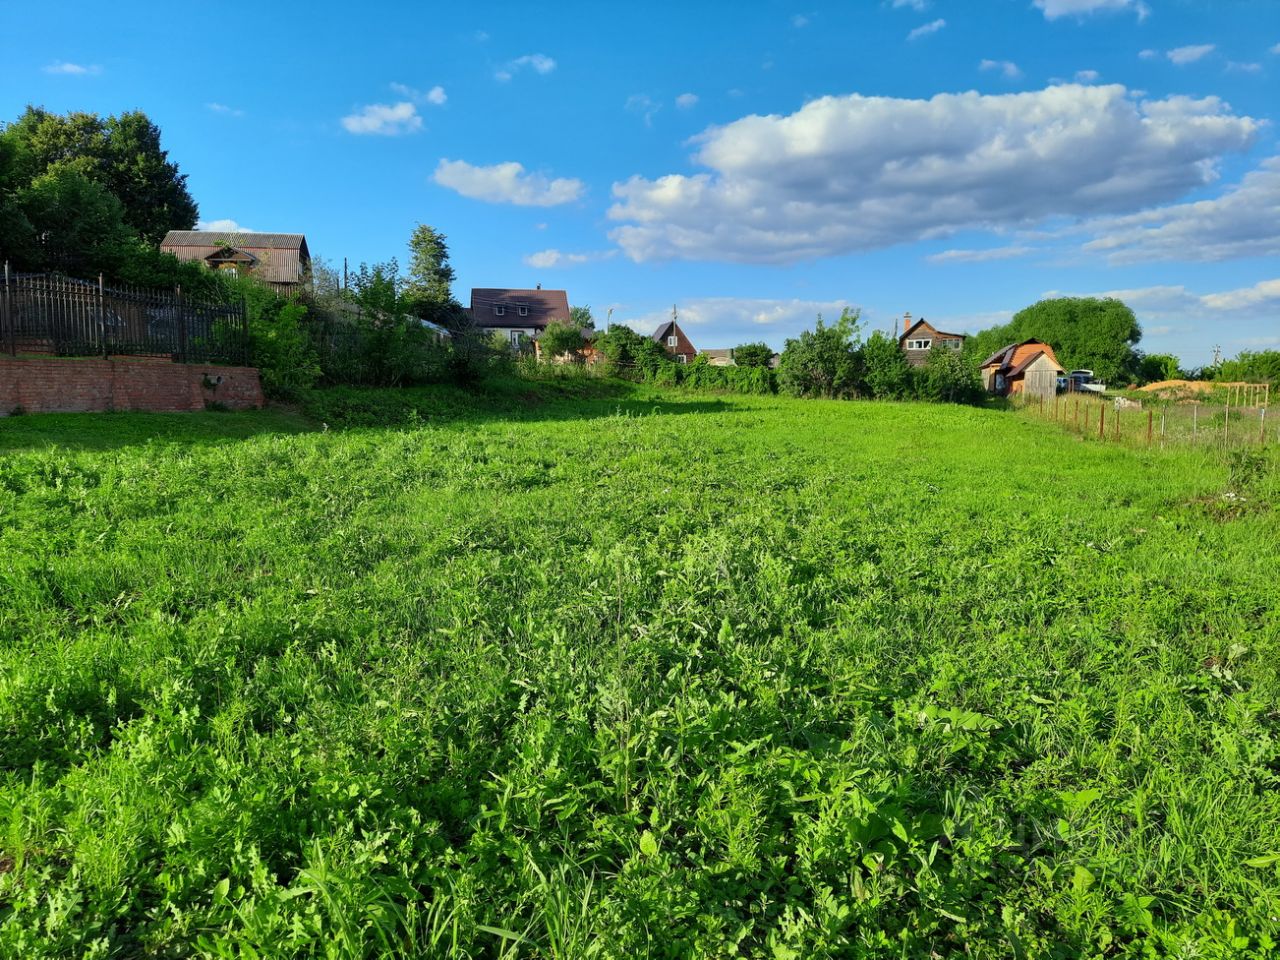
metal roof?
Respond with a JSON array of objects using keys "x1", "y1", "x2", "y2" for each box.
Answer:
[{"x1": 161, "y1": 230, "x2": 307, "y2": 250}]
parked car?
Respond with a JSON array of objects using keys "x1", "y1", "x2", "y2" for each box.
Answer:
[{"x1": 1068, "y1": 369, "x2": 1106, "y2": 393}]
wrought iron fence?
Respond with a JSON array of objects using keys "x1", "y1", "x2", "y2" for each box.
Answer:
[{"x1": 1, "y1": 265, "x2": 250, "y2": 365}]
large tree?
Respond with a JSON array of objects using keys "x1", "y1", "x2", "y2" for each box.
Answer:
[
  {"x1": 1004, "y1": 297, "x2": 1141, "y2": 384},
  {"x1": 404, "y1": 223, "x2": 456, "y2": 315},
  {"x1": 3, "y1": 106, "x2": 197, "y2": 244}
]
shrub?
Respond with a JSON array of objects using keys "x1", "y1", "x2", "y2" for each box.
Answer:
[{"x1": 778, "y1": 309, "x2": 863, "y2": 398}]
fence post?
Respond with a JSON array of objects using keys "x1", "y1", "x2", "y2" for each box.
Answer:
[
  {"x1": 98, "y1": 273, "x2": 108, "y2": 358},
  {"x1": 3, "y1": 261, "x2": 13, "y2": 357},
  {"x1": 1099, "y1": 404, "x2": 1105, "y2": 440},
  {"x1": 176, "y1": 284, "x2": 186, "y2": 363},
  {"x1": 1261, "y1": 406, "x2": 1267, "y2": 446},
  {"x1": 1147, "y1": 410, "x2": 1153, "y2": 446},
  {"x1": 242, "y1": 296, "x2": 249, "y2": 366}
]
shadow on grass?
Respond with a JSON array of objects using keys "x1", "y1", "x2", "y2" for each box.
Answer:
[{"x1": 0, "y1": 379, "x2": 739, "y2": 453}]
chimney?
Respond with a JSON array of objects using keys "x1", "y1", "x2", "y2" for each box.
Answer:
[{"x1": 901, "y1": 311, "x2": 912, "y2": 336}]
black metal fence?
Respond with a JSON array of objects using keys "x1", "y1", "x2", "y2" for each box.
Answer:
[{"x1": 1, "y1": 265, "x2": 250, "y2": 365}]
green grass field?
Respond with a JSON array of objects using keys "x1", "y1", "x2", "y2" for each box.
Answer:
[{"x1": 1, "y1": 384, "x2": 1277, "y2": 958}]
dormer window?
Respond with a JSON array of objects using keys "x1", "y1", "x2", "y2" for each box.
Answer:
[
  {"x1": 667, "y1": 335, "x2": 678, "y2": 347},
  {"x1": 518, "y1": 305, "x2": 529, "y2": 317},
  {"x1": 494, "y1": 305, "x2": 506, "y2": 316}
]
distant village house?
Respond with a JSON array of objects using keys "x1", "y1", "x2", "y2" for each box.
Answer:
[
  {"x1": 160, "y1": 231, "x2": 310, "y2": 290},
  {"x1": 897, "y1": 312, "x2": 966, "y2": 366},
  {"x1": 979, "y1": 339, "x2": 1065, "y2": 400},
  {"x1": 467, "y1": 286, "x2": 570, "y2": 347},
  {"x1": 652, "y1": 319, "x2": 696, "y2": 363}
]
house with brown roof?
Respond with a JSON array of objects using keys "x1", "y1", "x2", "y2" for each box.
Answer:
[
  {"x1": 160, "y1": 231, "x2": 310, "y2": 289},
  {"x1": 699, "y1": 348, "x2": 735, "y2": 366},
  {"x1": 468, "y1": 287, "x2": 570, "y2": 347},
  {"x1": 897, "y1": 312, "x2": 966, "y2": 367},
  {"x1": 979, "y1": 339, "x2": 1065, "y2": 400},
  {"x1": 652, "y1": 319, "x2": 696, "y2": 363}
]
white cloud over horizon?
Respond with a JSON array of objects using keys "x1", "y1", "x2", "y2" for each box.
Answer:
[
  {"x1": 980, "y1": 59, "x2": 1022, "y2": 79},
  {"x1": 43, "y1": 61, "x2": 99, "y2": 75},
  {"x1": 1081, "y1": 156, "x2": 1280, "y2": 263},
  {"x1": 197, "y1": 219, "x2": 252, "y2": 233},
  {"x1": 607, "y1": 84, "x2": 1261, "y2": 264},
  {"x1": 341, "y1": 101, "x2": 422, "y2": 135},
  {"x1": 616, "y1": 297, "x2": 860, "y2": 340},
  {"x1": 495, "y1": 54, "x2": 556, "y2": 81},
  {"x1": 391, "y1": 82, "x2": 447, "y2": 105},
  {"x1": 1167, "y1": 44, "x2": 1216, "y2": 65},
  {"x1": 676, "y1": 93, "x2": 699, "y2": 109},
  {"x1": 907, "y1": 19, "x2": 946, "y2": 40},
  {"x1": 927, "y1": 245, "x2": 1033, "y2": 264},
  {"x1": 523, "y1": 249, "x2": 618, "y2": 268},
  {"x1": 1035, "y1": 0, "x2": 1148, "y2": 20},
  {"x1": 434, "y1": 159, "x2": 585, "y2": 206}
]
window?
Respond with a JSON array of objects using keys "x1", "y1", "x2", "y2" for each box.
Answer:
[
  {"x1": 510, "y1": 330, "x2": 523, "y2": 346},
  {"x1": 940, "y1": 339, "x2": 962, "y2": 349},
  {"x1": 494, "y1": 305, "x2": 506, "y2": 316},
  {"x1": 667, "y1": 335, "x2": 678, "y2": 347},
  {"x1": 906, "y1": 338, "x2": 932, "y2": 350},
  {"x1": 679, "y1": 354, "x2": 688, "y2": 363},
  {"x1": 518, "y1": 305, "x2": 529, "y2": 317}
]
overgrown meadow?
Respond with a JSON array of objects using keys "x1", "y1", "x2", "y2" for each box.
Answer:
[{"x1": 0, "y1": 384, "x2": 1277, "y2": 958}]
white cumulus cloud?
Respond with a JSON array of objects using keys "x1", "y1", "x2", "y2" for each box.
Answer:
[
  {"x1": 607, "y1": 84, "x2": 1260, "y2": 264},
  {"x1": 1167, "y1": 44, "x2": 1215, "y2": 65},
  {"x1": 1075, "y1": 69, "x2": 1100, "y2": 82},
  {"x1": 496, "y1": 54, "x2": 556, "y2": 81},
  {"x1": 1035, "y1": 0, "x2": 1148, "y2": 19},
  {"x1": 676, "y1": 93, "x2": 699, "y2": 109},
  {"x1": 197, "y1": 219, "x2": 252, "y2": 233},
  {"x1": 980, "y1": 59, "x2": 1022, "y2": 79},
  {"x1": 1081, "y1": 156, "x2": 1280, "y2": 263},
  {"x1": 341, "y1": 102, "x2": 422, "y2": 135},
  {"x1": 892, "y1": 0, "x2": 929, "y2": 9},
  {"x1": 523, "y1": 249, "x2": 617, "y2": 268},
  {"x1": 434, "y1": 159, "x2": 585, "y2": 206},
  {"x1": 390, "y1": 82, "x2": 447, "y2": 105},
  {"x1": 927, "y1": 245, "x2": 1033, "y2": 264},
  {"x1": 617, "y1": 297, "x2": 860, "y2": 342},
  {"x1": 43, "y1": 61, "x2": 100, "y2": 75},
  {"x1": 907, "y1": 19, "x2": 946, "y2": 40}
]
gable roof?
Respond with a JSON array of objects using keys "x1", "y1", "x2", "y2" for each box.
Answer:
[
  {"x1": 900, "y1": 317, "x2": 965, "y2": 343},
  {"x1": 652, "y1": 320, "x2": 697, "y2": 355},
  {"x1": 980, "y1": 339, "x2": 1065, "y2": 374},
  {"x1": 469, "y1": 288, "x2": 570, "y2": 328},
  {"x1": 162, "y1": 230, "x2": 307, "y2": 251}
]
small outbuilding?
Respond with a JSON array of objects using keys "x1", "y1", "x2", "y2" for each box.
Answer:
[{"x1": 979, "y1": 339, "x2": 1065, "y2": 400}]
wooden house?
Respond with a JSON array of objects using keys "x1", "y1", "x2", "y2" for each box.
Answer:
[
  {"x1": 652, "y1": 319, "x2": 696, "y2": 363},
  {"x1": 699, "y1": 348, "x2": 735, "y2": 366},
  {"x1": 979, "y1": 339, "x2": 1065, "y2": 400},
  {"x1": 160, "y1": 231, "x2": 310, "y2": 289},
  {"x1": 468, "y1": 287, "x2": 570, "y2": 347},
  {"x1": 897, "y1": 313, "x2": 966, "y2": 367}
]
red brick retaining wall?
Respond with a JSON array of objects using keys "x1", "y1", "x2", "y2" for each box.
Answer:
[{"x1": 0, "y1": 358, "x2": 264, "y2": 416}]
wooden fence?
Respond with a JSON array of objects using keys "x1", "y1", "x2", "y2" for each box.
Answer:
[
  {"x1": 1, "y1": 264, "x2": 250, "y2": 365},
  {"x1": 1015, "y1": 391, "x2": 1273, "y2": 449}
]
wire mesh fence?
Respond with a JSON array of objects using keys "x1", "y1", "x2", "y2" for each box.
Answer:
[
  {"x1": 1015, "y1": 391, "x2": 1273, "y2": 448},
  {"x1": 1, "y1": 265, "x2": 250, "y2": 365}
]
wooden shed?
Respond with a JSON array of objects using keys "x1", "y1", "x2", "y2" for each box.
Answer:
[{"x1": 979, "y1": 339, "x2": 1065, "y2": 400}]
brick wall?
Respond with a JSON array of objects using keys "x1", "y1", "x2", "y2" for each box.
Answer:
[{"x1": 0, "y1": 358, "x2": 264, "y2": 416}]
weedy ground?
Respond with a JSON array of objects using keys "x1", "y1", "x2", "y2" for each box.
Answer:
[{"x1": 0, "y1": 382, "x2": 1277, "y2": 959}]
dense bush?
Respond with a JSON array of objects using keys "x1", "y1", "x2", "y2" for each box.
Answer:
[
  {"x1": 778, "y1": 309, "x2": 864, "y2": 398},
  {"x1": 681, "y1": 356, "x2": 776, "y2": 394}
]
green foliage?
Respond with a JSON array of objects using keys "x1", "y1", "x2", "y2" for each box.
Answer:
[
  {"x1": 10, "y1": 165, "x2": 133, "y2": 275},
  {"x1": 916, "y1": 344, "x2": 980, "y2": 403},
  {"x1": 2, "y1": 105, "x2": 197, "y2": 245},
  {"x1": 1217, "y1": 350, "x2": 1280, "y2": 383},
  {"x1": 540, "y1": 321, "x2": 586, "y2": 361},
  {"x1": 0, "y1": 393, "x2": 1276, "y2": 956},
  {"x1": 223, "y1": 274, "x2": 320, "y2": 400},
  {"x1": 1134, "y1": 352, "x2": 1185, "y2": 384},
  {"x1": 861, "y1": 331, "x2": 913, "y2": 399},
  {"x1": 569, "y1": 305, "x2": 595, "y2": 329},
  {"x1": 1003, "y1": 297, "x2": 1142, "y2": 383},
  {"x1": 731, "y1": 342, "x2": 774, "y2": 368},
  {"x1": 403, "y1": 223, "x2": 456, "y2": 317},
  {"x1": 681, "y1": 354, "x2": 776, "y2": 394},
  {"x1": 777, "y1": 307, "x2": 864, "y2": 398},
  {"x1": 595, "y1": 324, "x2": 669, "y2": 378}
]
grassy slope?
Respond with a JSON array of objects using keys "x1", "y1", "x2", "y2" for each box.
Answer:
[{"x1": 0, "y1": 386, "x2": 1277, "y2": 958}]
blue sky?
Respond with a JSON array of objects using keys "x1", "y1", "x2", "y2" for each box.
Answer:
[{"x1": 3, "y1": 0, "x2": 1278, "y2": 365}]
